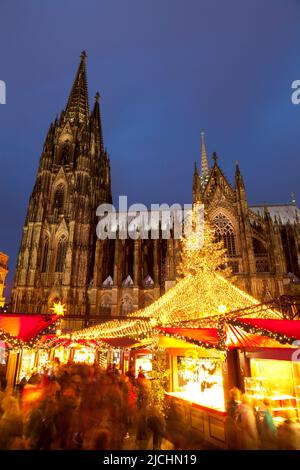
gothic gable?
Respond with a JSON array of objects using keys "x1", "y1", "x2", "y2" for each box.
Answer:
[
  {"x1": 53, "y1": 166, "x2": 68, "y2": 188},
  {"x1": 58, "y1": 121, "x2": 74, "y2": 143},
  {"x1": 55, "y1": 218, "x2": 69, "y2": 240},
  {"x1": 204, "y1": 164, "x2": 235, "y2": 205},
  {"x1": 206, "y1": 179, "x2": 237, "y2": 220}
]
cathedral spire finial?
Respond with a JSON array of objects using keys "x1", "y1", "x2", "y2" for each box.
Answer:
[
  {"x1": 235, "y1": 160, "x2": 245, "y2": 190},
  {"x1": 291, "y1": 192, "x2": 296, "y2": 205},
  {"x1": 91, "y1": 90, "x2": 104, "y2": 153},
  {"x1": 212, "y1": 151, "x2": 218, "y2": 164},
  {"x1": 80, "y1": 50, "x2": 87, "y2": 61},
  {"x1": 65, "y1": 52, "x2": 89, "y2": 125},
  {"x1": 200, "y1": 130, "x2": 210, "y2": 177}
]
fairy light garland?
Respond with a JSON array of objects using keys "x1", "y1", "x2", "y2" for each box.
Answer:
[
  {"x1": 228, "y1": 319, "x2": 296, "y2": 345},
  {"x1": 217, "y1": 316, "x2": 227, "y2": 350},
  {"x1": 0, "y1": 319, "x2": 59, "y2": 351},
  {"x1": 156, "y1": 329, "x2": 225, "y2": 351},
  {"x1": 56, "y1": 207, "x2": 280, "y2": 343},
  {"x1": 3, "y1": 207, "x2": 285, "y2": 356}
]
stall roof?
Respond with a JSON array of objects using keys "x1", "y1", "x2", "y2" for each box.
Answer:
[
  {"x1": 0, "y1": 314, "x2": 57, "y2": 342},
  {"x1": 237, "y1": 318, "x2": 300, "y2": 340},
  {"x1": 158, "y1": 321, "x2": 299, "y2": 350},
  {"x1": 42, "y1": 336, "x2": 141, "y2": 350},
  {"x1": 69, "y1": 271, "x2": 281, "y2": 343},
  {"x1": 100, "y1": 337, "x2": 141, "y2": 348}
]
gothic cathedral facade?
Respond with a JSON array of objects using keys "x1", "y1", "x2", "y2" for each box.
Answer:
[{"x1": 11, "y1": 53, "x2": 300, "y2": 328}]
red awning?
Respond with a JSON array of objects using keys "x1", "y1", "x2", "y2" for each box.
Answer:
[
  {"x1": 225, "y1": 324, "x2": 283, "y2": 348},
  {"x1": 158, "y1": 327, "x2": 219, "y2": 346},
  {"x1": 158, "y1": 322, "x2": 296, "y2": 349},
  {"x1": 100, "y1": 337, "x2": 140, "y2": 348},
  {"x1": 237, "y1": 318, "x2": 300, "y2": 340},
  {"x1": 0, "y1": 314, "x2": 57, "y2": 342}
]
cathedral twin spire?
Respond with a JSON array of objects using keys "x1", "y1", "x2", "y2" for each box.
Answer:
[
  {"x1": 200, "y1": 130, "x2": 210, "y2": 179},
  {"x1": 65, "y1": 51, "x2": 90, "y2": 124},
  {"x1": 193, "y1": 130, "x2": 211, "y2": 201},
  {"x1": 64, "y1": 51, "x2": 104, "y2": 137}
]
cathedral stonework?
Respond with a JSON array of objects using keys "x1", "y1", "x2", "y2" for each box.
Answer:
[
  {"x1": 193, "y1": 134, "x2": 300, "y2": 302},
  {"x1": 11, "y1": 53, "x2": 300, "y2": 328},
  {"x1": 0, "y1": 252, "x2": 8, "y2": 308}
]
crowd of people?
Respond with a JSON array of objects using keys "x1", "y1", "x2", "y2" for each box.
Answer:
[
  {"x1": 1, "y1": 363, "x2": 300, "y2": 450},
  {"x1": 0, "y1": 362, "x2": 167, "y2": 450},
  {"x1": 225, "y1": 387, "x2": 300, "y2": 450}
]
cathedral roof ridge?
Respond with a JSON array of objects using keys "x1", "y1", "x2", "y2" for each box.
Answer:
[
  {"x1": 250, "y1": 204, "x2": 300, "y2": 225},
  {"x1": 250, "y1": 203, "x2": 299, "y2": 209}
]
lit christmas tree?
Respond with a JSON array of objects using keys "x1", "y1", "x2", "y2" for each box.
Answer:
[{"x1": 178, "y1": 202, "x2": 232, "y2": 280}]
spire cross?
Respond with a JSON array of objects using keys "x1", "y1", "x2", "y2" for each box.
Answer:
[
  {"x1": 80, "y1": 50, "x2": 87, "y2": 61},
  {"x1": 95, "y1": 91, "x2": 100, "y2": 102},
  {"x1": 212, "y1": 152, "x2": 218, "y2": 163}
]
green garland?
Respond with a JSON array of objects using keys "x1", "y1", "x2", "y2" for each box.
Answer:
[
  {"x1": 156, "y1": 329, "x2": 221, "y2": 351},
  {"x1": 228, "y1": 319, "x2": 296, "y2": 345},
  {"x1": 217, "y1": 316, "x2": 227, "y2": 351},
  {"x1": 0, "y1": 330, "x2": 24, "y2": 349},
  {"x1": 0, "y1": 318, "x2": 60, "y2": 351}
]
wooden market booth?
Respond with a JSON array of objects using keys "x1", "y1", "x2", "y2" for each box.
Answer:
[
  {"x1": 0, "y1": 313, "x2": 57, "y2": 387},
  {"x1": 157, "y1": 318, "x2": 300, "y2": 448}
]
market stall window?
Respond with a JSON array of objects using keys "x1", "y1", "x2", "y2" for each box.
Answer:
[
  {"x1": 18, "y1": 350, "x2": 36, "y2": 382},
  {"x1": 170, "y1": 354, "x2": 225, "y2": 411},
  {"x1": 73, "y1": 347, "x2": 95, "y2": 364},
  {"x1": 53, "y1": 347, "x2": 70, "y2": 365},
  {"x1": 245, "y1": 359, "x2": 300, "y2": 422},
  {"x1": 37, "y1": 350, "x2": 50, "y2": 373},
  {"x1": 135, "y1": 353, "x2": 152, "y2": 377}
]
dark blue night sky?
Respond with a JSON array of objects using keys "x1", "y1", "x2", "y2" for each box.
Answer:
[{"x1": 0, "y1": 0, "x2": 300, "y2": 296}]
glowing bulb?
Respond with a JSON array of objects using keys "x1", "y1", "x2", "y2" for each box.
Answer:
[{"x1": 218, "y1": 304, "x2": 227, "y2": 314}]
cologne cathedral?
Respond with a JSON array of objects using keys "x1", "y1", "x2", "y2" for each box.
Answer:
[{"x1": 11, "y1": 53, "x2": 300, "y2": 328}]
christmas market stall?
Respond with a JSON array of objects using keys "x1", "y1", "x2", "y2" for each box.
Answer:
[
  {"x1": 156, "y1": 315, "x2": 300, "y2": 448},
  {"x1": 0, "y1": 313, "x2": 58, "y2": 387}
]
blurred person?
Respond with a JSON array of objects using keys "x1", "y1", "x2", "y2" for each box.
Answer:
[
  {"x1": 126, "y1": 365, "x2": 136, "y2": 385},
  {"x1": 0, "y1": 395, "x2": 23, "y2": 449},
  {"x1": 55, "y1": 386, "x2": 78, "y2": 448},
  {"x1": 147, "y1": 407, "x2": 166, "y2": 450},
  {"x1": 136, "y1": 374, "x2": 150, "y2": 410},
  {"x1": 277, "y1": 409, "x2": 300, "y2": 450},
  {"x1": 137, "y1": 366, "x2": 146, "y2": 379},
  {"x1": 225, "y1": 387, "x2": 241, "y2": 449},
  {"x1": 257, "y1": 398, "x2": 277, "y2": 449},
  {"x1": 84, "y1": 427, "x2": 111, "y2": 450},
  {"x1": 136, "y1": 411, "x2": 149, "y2": 450},
  {"x1": 237, "y1": 394, "x2": 259, "y2": 450},
  {"x1": 25, "y1": 397, "x2": 56, "y2": 450}
]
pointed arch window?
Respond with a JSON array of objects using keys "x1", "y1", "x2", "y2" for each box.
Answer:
[
  {"x1": 55, "y1": 237, "x2": 67, "y2": 273},
  {"x1": 61, "y1": 143, "x2": 70, "y2": 164},
  {"x1": 253, "y1": 237, "x2": 270, "y2": 273},
  {"x1": 41, "y1": 239, "x2": 49, "y2": 273},
  {"x1": 53, "y1": 185, "x2": 65, "y2": 215},
  {"x1": 213, "y1": 214, "x2": 236, "y2": 256}
]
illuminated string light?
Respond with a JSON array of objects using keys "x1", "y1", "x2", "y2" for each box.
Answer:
[{"x1": 55, "y1": 208, "x2": 281, "y2": 343}]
